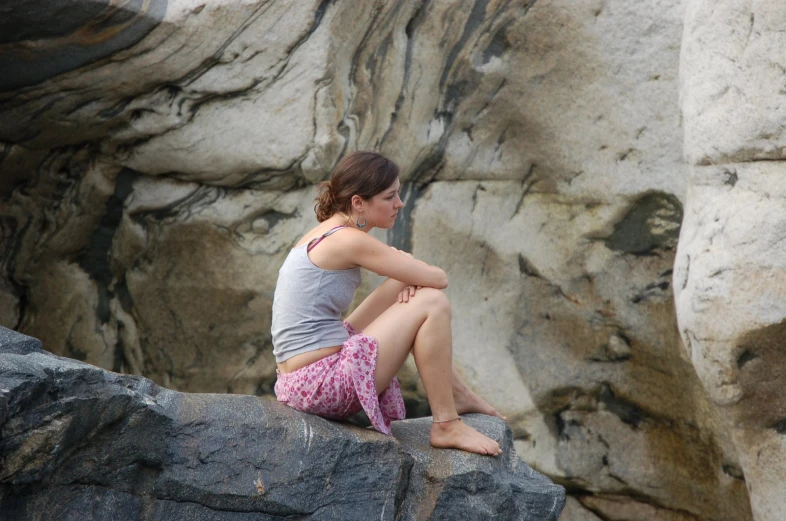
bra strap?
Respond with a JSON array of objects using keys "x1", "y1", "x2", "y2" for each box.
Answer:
[{"x1": 307, "y1": 225, "x2": 348, "y2": 253}]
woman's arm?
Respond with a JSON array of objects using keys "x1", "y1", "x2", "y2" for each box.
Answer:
[
  {"x1": 345, "y1": 277, "x2": 409, "y2": 331},
  {"x1": 342, "y1": 231, "x2": 448, "y2": 289}
]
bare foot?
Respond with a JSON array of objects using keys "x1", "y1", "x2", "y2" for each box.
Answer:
[
  {"x1": 453, "y1": 385, "x2": 507, "y2": 421},
  {"x1": 430, "y1": 419, "x2": 502, "y2": 456}
]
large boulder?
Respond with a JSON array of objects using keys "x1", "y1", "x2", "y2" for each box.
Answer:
[
  {"x1": 0, "y1": 326, "x2": 565, "y2": 520},
  {"x1": 676, "y1": 1, "x2": 786, "y2": 520}
]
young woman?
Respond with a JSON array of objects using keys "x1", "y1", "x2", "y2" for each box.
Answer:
[{"x1": 272, "y1": 151, "x2": 504, "y2": 456}]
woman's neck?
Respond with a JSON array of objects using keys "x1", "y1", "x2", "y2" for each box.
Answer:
[{"x1": 332, "y1": 213, "x2": 371, "y2": 233}]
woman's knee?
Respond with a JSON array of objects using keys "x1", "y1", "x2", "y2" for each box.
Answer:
[{"x1": 413, "y1": 287, "x2": 451, "y2": 315}]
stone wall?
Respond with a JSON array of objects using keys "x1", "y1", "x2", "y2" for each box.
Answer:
[{"x1": 0, "y1": 1, "x2": 760, "y2": 519}]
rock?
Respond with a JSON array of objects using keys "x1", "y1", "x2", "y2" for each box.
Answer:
[
  {"x1": 559, "y1": 497, "x2": 604, "y2": 521},
  {"x1": 0, "y1": 326, "x2": 566, "y2": 520},
  {"x1": 676, "y1": 2, "x2": 786, "y2": 520},
  {"x1": 577, "y1": 495, "x2": 699, "y2": 521},
  {"x1": 0, "y1": 0, "x2": 764, "y2": 519},
  {"x1": 0, "y1": 326, "x2": 42, "y2": 355},
  {"x1": 681, "y1": 1, "x2": 786, "y2": 165},
  {"x1": 409, "y1": 181, "x2": 751, "y2": 521}
]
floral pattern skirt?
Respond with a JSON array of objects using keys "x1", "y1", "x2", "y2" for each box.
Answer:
[{"x1": 274, "y1": 322, "x2": 406, "y2": 435}]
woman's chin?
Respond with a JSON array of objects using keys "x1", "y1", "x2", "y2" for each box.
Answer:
[
  {"x1": 375, "y1": 221, "x2": 394, "y2": 230},
  {"x1": 371, "y1": 215, "x2": 399, "y2": 230}
]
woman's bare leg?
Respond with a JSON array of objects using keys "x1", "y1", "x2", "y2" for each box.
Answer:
[
  {"x1": 452, "y1": 368, "x2": 506, "y2": 420},
  {"x1": 363, "y1": 288, "x2": 501, "y2": 456}
]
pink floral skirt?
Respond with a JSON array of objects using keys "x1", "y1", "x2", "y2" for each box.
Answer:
[{"x1": 274, "y1": 322, "x2": 406, "y2": 435}]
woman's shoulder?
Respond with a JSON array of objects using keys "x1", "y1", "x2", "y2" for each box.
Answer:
[
  {"x1": 294, "y1": 223, "x2": 338, "y2": 248},
  {"x1": 294, "y1": 223, "x2": 370, "y2": 249}
]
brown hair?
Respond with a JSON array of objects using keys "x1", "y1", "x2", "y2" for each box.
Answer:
[{"x1": 314, "y1": 151, "x2": 400, "y2": 222}]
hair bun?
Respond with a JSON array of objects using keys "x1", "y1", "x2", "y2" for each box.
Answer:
[{"x1": 314, "y1": 180, "x2": 336, "y2": 222}]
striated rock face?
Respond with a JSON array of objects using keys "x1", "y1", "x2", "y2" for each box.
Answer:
[
  {"x1": 0, "y1": 326, "x2": 566, "y2": 521},
  {"x1": 676, "y1": 2, "x2": 786, "y2": 520},
  {"x1": 0, "y1": 0, "x2": 765, "y2": 519}
]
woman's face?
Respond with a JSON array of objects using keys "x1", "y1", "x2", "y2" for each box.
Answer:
[{"x1": 364, "y1": 178, "x2": 404, "y2": 229}]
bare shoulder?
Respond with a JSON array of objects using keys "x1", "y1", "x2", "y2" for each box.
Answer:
[
  {"x1": 295, "y1": 223, "x2": 353, "y2": 248},
  {"x1": 325, "y1": 227, "x2": 384, "y2": 255},
  {"x1": 299, "y1": 225, "x2": 382, "y2": 270},
  {"x1": 334, "y1": 227, "x2": 389, "y2": 258}
]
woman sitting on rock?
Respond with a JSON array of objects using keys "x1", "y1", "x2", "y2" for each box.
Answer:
[{"x1": 272, "y1": 151, "x2": 504, "y2": 456}]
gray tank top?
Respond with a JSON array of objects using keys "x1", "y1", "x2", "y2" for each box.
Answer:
[{"x1": 271, "y1": 226, "x2": 362, "y2": 363}]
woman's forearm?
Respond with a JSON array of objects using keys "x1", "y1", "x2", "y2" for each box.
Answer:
[
  {"x1": 383, "y1": 277, "x2": 408, "y2": 293},
  {"x1": 390, "y1": 248, "x2": 448, "y2": 288}
]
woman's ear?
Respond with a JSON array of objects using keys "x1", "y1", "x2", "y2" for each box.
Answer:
[{"x1": 350, "y1": 195, "x2": 364, "y2": 213}]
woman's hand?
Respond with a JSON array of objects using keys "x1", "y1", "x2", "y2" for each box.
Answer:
[{"x1": 397, "y1": 283, "x2": 422, "y2": 303}]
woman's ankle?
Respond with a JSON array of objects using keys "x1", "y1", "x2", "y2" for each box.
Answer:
[{"x1": 432, "y1": 416, "x2": 461, "y2": 425}]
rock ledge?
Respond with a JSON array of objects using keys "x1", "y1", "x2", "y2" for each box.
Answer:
[{"x1": 0, "y1": 327, "x2": 564, "y2": 521}]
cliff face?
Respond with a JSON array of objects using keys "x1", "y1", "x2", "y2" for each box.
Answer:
[
  {"x1": 675, "y1": 2, "x2": 786, "y2": 520},
  {"x1": 0, "y1": 1, "x2": 776, "y2": 519},
  {"x1": 0, "y1": 326, "x2": 565, "y2": 520}
]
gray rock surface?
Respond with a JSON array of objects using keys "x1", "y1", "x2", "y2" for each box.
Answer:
[
  {"x1": 0, "y1": 326, "x2": 42, "y2": 355},
  {"x1": 0, "y1": 326, "x2": 565, "y2": 521}
]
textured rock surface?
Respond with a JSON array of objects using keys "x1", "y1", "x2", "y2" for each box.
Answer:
[
  {"x1": 680, "y1": 0, "x2": 786, "y2": 165},
  {"x1": 0, "y1": 326, "x2": 565, "y2": 520},
  {"x1": 676, "y1": 2, "x2": 786, "y2": 520},
  {"x1": 0, "y1": 0, "x2": 765, "y2": 519},
  {"x1": 413, "y1": 181, "x2": 749, "y2": 521}
]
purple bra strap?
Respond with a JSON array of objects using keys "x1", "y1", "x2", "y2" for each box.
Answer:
[{"x1": 307, "y1": 225, "x2": 348, "y2": 253}]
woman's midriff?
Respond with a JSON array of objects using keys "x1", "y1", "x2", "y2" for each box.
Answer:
[{"x1": 277, "y1": 345, "x2": 343, "y2": 374}]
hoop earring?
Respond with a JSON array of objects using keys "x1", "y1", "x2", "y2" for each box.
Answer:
[{"x1": 355, "y1": 216, "x2": 367, "y2": 229}]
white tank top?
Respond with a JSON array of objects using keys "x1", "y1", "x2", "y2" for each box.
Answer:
[{"x1": 271, "y1": 227, "x2": 362, "y2": 363}]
